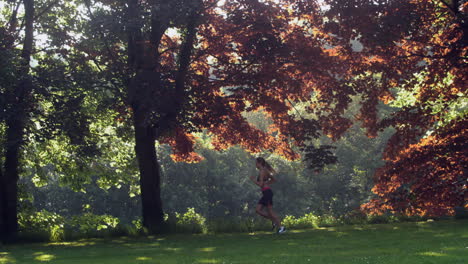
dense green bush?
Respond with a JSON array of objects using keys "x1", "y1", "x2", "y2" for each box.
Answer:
[
  {"x1": 316, "y1": 214, "x2": 341, "y2": 227},
  {"x1": 67, "y1": 213, "x2": 121, "y2": 238},
  {"x1": 18, "y1": 210, "x2": 124, "y2": 241},
  {"x1": 282, "y1": 213, "x2": 319, "y2": 229},
  {"x1": 18, "y1": 210, "x2": 65, "y2": 242},
  {"x1": 170, "y1": 208, "x2": 207, "y2": 234}
]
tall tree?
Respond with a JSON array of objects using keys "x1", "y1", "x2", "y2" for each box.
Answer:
[
  {"x1": 0, "y1": 0, "x2": 103, "y2": 240},
  {"x1": 124, "y1": 0, "x2": 204, "y2": 232},
  {"x1": 0, "y1": 0, "x2": 35, "y2": 241}
]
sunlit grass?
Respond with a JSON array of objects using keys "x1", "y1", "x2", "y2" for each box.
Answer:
[
  {"x1": 33, "y1": 253, "x2": 55, "y2": 262},
  {"x1": 0, "y1": 220, "x2": 466, "y2": 264},
  {"x1": 418, "y1": 252, "x2": 448, "y2": 257},
  {"x1": 198, "y1": 247, "x2": 216, "y2": 252},
  {"x1": 135, "y1": 256, "x2": 152, "y2": 260},
  {"x1": 0, "y1": 252, "x2": 16, "y2": 264}
]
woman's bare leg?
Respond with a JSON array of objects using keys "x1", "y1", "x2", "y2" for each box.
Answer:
[
  {"x1": 256, "y1": 204, "x2": 273, "y2": 220},
  {"x1": 266, "y1": 206, "x2": 281, "y2": 227}
]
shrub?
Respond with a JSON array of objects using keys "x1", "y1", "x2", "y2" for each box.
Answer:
[
  {"x1": 168, "y1": 208, "x2": 207, "y2": 234},
  {"x1": 316, "y1": 214, "x2": 341, "y2": 227},
  {"x1": 18, "y1": 210, "x2": 65, "y2": 242},
  {"x1": 283, "y1": 213, "x2": 319, "y2": 229},
  {"x1": 66, "y1": 213, "x2": 120, "y2": 238},
  {"x1": 340, "y1": 210, "x2": 368, "y2": 225},
  {"x1": 366, "y1": 214, "x2": 391, "y2": 224}
]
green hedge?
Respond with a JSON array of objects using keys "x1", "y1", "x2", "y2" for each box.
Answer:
[{"x1": 17, "y1": 208, "x2": 439, "y2": 242}]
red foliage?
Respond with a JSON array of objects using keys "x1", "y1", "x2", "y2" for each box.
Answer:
[
  {"x1": 160, "y1": 127, "x2": 204, "y2": 163},
  {"x1": 159, "y1": 0, "x2": 348, "y2": 161},
  {"x1": 362, "y1": 119, "x2": 467, "y2": 216},
  {"x1": 320, "y1": 0, "x2": 468, "y2": 216}
]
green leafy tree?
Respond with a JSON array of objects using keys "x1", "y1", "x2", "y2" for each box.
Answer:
[{"x1": 0, "y1": 0, "x2": 35, "y2": 241}]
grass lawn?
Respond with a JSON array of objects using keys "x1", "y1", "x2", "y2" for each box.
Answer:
[{"x1": 1, "y1": 219, "x2": 467, "y2": 264}]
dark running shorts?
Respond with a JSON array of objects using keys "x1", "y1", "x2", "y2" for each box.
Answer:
[{"x1": 258, "y1": 188, "x2": 273, "y2": 206}]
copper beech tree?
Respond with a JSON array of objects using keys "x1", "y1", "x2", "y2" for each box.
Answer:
[{"x1": 319, "y1": 0, "x2": 467, "y2": 216}]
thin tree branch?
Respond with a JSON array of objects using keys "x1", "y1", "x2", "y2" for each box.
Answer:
[
  {"x1": 159, "y1": 46, "x2": 179, "y2": 56},
  {"x1": 208, "y1": 59, "x2": 258, "y2": 85},
  {"x1": 90, "y1": 56, "x2": 128, "y2": 105},
  {"x1": 397, "y1": 52, "x2": 451, "y2": 59},
  {"x1": 83, "y1": 0, "x2": 127, "y2": 100},
  {"x1": 33, "y1": 0, "x2": 60, "y2": 20},
  {"x1": 286, "y1": 98, "x2": 305, "y2": 121},
  {"x1": 6, "y1": 1, "x2": 21, "y2": 34}
]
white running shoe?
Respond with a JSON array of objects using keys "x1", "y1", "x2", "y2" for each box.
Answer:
[{"x1": 277, "y1": 226, "x2": 286, "y2": 234}]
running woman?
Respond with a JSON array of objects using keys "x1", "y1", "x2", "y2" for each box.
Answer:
[{"x1": 249, "y1": 157, "x2": 286, "y2": 234}]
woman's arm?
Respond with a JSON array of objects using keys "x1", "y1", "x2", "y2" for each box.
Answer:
[{"x1": 249, "y1": 173, "x2": 265, "y2": 187}]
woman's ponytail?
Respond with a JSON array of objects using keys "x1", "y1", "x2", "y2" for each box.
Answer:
[{"x1": 256, "y1": 157, "x2": 276, "y2": 174}]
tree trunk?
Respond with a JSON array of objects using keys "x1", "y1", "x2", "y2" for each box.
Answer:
[
  {"x1": 2, "y1": 120, "x2": 22, "y2": 241},
  {"x1": 0, "y1": 164, "x2": 4, "y2": 241},
  {"x1": 133, "y1": 109, "x2": 164, "y2": 233},
  {"x1": 126, "y1": 0, "x2": 199, "y2": 234},
  {"x1": 0, "y1": 0, "x2": 34, "y2": 242},
  {"x1": 127, "y1": 0, "x2": 165, "y2": 233}
]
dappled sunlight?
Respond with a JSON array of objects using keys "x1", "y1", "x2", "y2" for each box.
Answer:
[
  {"x1": 441, "y1": 247, "x2": 462, "y2": 251},
  {"x1": 164, "y1": 247, "x2": 182, "y2": 252},
  {"x1": 289, "y1": 229, "x2": 309, "y2": 234},
  {"x1": 418, "y1": 251, "x2": 448, "y2": 257},
  {"x1": 147, "y1": 242, "x2": 161, "y2": 247},
  {"x1": 46, "y1": 241, "x2": 97, "y2": 247},
  {"x1": 33, "y1": 253, "x2": 56, "y2": 262},
  {"x1": 136, "y1": 256, "x2": 153, "y2": 261},
  {"x1": 0, "y1": 252, "x2": 16, "y2": 264},
  {"x1": 416, "y1": 221, "x2": 431, "y2": 226},
  {"x1": 196, "y1": 259, "x2": 220, "y2": 264},
  {"x1": 198, "y1": 247, "x2": 216, "y2": 252},
  {"x1": 349, "y1": 225, "x2": 381, "y2": 232},
  {"x1": 247, "y1": 231, "x2": 276, "y2": 237},
  {"x1": 111, "y1": 239, "x2": 129, "y2": 244}
]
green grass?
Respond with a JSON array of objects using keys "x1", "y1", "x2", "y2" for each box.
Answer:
[{"x1": 1, "y1": 220, "x2": 467, "y2": 264}]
